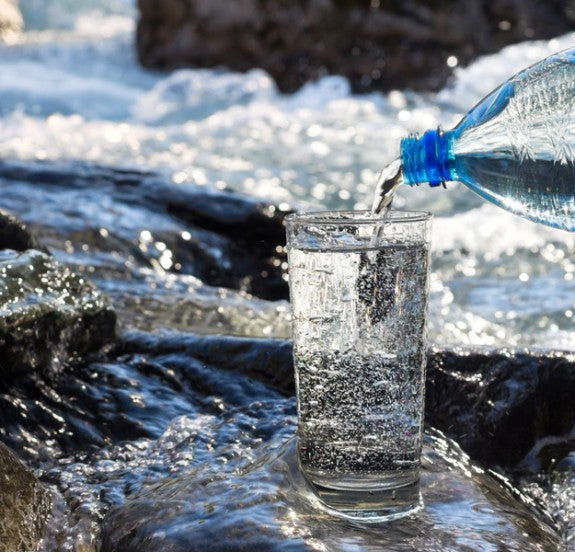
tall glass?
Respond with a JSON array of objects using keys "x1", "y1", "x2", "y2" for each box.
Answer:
[{"x1": 286, "y1": 210, "x2": 432, "y2": 521}]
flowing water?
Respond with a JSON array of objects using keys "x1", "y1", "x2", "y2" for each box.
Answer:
[
  {"x1": 4, "y1": 1, "x2": 575, "y2": 349},
  {"x1": 1, "y1": 1, "x2": 575, "y2": 550}
]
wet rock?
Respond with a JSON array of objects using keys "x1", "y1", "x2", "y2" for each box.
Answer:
[
  {"x1": 0, "y1": 0, "x2": 22, "y2": 38},
  {"x1": 0, "y1": 248, "x2": 116, "y2": 378},
  {"x1": 0, "y1": 331, "x2": 288, "y2": 462},
  {"x1": 100, "y1": 433, "x2": 560, "y2": 552},
  {"x1": 121, "y1": 336, "x2": 575, "y2": 475},
  {"x1": 0, "y1": 160, "x2": 289, "y2": 301},
  {"x1": 116, "y1": 330, "x2": 295, "y2": 394},
  {"x1": 112, "y1": 334, "x2": 575, "y2": 474},
  {"x1": 1, "y1": 330, "x2": 572, "y2": 547},
  {"x1": 4, "y1": 327, "x2": 573, "y2": 479},
  {"x1": 136, "y1": 0, "x2": 575, "y2": 94},
  {"x1": 425, "y1": 348, "x2": 575, "y2": 472},
  {"x1": 0, "y1": 207, "x2": 45, "y2": 252},
  {"x1": 0, "y1": 441, "x2": 51, "y2": 552}
]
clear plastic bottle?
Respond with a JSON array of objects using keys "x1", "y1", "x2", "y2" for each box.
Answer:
[{"x1": 389, "y1": 48, "x2": 575, "y2": 230}]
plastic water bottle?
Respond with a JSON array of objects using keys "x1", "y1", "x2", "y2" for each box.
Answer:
[{"x1": 372, "y1": 48, "x2": 575, "y2": 231}]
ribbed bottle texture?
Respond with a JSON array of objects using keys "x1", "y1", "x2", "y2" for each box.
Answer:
[{"x1": 401, "y1": 48, "x2": 575, "y2": 231}]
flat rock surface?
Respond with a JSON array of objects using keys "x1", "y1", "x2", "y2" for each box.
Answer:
[{"x1": 100, "y1": 434, "x2": 559, "y2": 552}]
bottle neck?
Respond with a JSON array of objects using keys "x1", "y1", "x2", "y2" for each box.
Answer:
[{"x1": 401, "y1": 129, "x2": 454, "y2": 187}]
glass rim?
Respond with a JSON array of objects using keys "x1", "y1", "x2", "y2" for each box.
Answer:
[{"x1": 285, "y1": 210, "x2": 432, "y2": 225}]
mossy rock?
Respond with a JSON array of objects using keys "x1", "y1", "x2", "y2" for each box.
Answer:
[{"x1": 0, "y1": 441, "x2": 51, "y2": 551}]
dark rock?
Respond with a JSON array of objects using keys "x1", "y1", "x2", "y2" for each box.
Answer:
[
  {"x1": 116, "y1": 330, "x2": 295, "y2": 394},
  {"x1": 6, "y1": 327, "x2": 572, "y2": 477},
  {"x1": 113, "y1": 334, "x2": 575, "y2": 474},
  {"x1": 0, "y1": 160, "x2": 289, "y2": 301},
  {"x1": 2, "y1": 330, "x2": 573, "y2": 546},
  {"x1": 100, "y1": 433, "x2": 560, "y2": 552},
  {"x1": 0, "y1": 206, "x2": 116, "y2": 378},
  {"x1": 0, "y1": 441, "x2": 51, "y2": 552},
  {"x1": 0, "y1": 331, "x2": 287, "y2": 462},
  {"x1": 118, "y1": 335, "x2": 575, "y2": 475},
  {"x1": 101, "y1": 337, "x2": 575, "y2": 545},
  {"x1": 136, "y1": 0, "x2": 575, "y2": 94},
  {"x1": 4, "y1": 325, "x2": 573, "y2": 478},
  {"x1": 425, "y1": 347, "x2": 575, "y2": 472},
  {"x1": 0, "y1": 0, "x2": 22, "y2": 37},
  {"x1": 0, "y1": 208, "x2": 45, "y2": 252},
  {"x1": 0, "y1": 248, "x2": 116, "y2": 378},
  {"x1": 1, "y1": 331, "x2": 294, "y2": 538}
]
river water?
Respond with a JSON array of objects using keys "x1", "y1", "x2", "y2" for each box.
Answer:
[
  {"x1": 3, "y1": 0, "x2": 575, "y2": 350},
  {"x1": 1, "y1": 2, "x2": 575, "y2": 550}
]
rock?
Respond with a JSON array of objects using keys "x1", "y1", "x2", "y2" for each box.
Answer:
[
  {"x1": 0, "y1": 248, "x2": 116, "y2": 378},
  {"x1": 100, "y1": 433, "x2": 560, "y2": 552},
  {"x1": 0, "y1": 441, "x2": 51, "y2": 552},
  {"x1": 116, "y1": 330, "x2": 295, "y2": 393},
  {"x1": 0, "y1": 0, "x2": 22, "y2": 38},
  {"x1": 425, "y1": 348, "x2": 575, "y2": 472},
  {"x1": 0, "y1": 207, "x2": 45, "y2": 252},
  {"x1": 136, "y1": 0, "x2": 575, "y2": 94},
  {"x1": 2, "y1": 331, "x2": 572, "y2": 546},
  {"x1": 117, "y1": 335, "x2": 575, "y2": 476},
  {"x1": 0, "y1": 160, "x2": 289, "y2": 301},
  {"x1": 4, "y1": 327, "x2": 573, "y2": 474},
  {"x1": 0, "y1": 331, "x2": 288, "y2": 462},
  {"x1": 114, "y1": 334, "x2": 575, "y2": 473},
  {"x1": 0, "y1": 206, "x2": 116, "y2": 378}
]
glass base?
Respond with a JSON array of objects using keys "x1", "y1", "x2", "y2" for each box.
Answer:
[{"x1": 305, "y1": 470, "x2": 422, "y2": 522}]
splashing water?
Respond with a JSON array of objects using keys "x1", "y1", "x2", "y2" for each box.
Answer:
[{"x1": 4, "y1": 6, "x2": 575, "y2": 349}]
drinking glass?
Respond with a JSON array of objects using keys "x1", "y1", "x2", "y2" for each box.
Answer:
[{"x1": 286, "y1": 210, "x2": 432, "y2": 521}]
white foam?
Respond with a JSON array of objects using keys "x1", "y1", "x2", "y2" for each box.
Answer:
[
  {"x1": 133, "y1": 69, "x2": 276, "y2": 124},
  {"x1": 432, "y1": 204, "x2": 575, "y2": 255}
]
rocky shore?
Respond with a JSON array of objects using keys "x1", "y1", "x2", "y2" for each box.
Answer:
[{"x1": 0, "y1": 161, "x2": 572, "y2": 549}]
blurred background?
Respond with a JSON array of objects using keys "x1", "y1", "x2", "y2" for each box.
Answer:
[{"x1": 2, "y1": 0, "x2": 575, "y2": 349}]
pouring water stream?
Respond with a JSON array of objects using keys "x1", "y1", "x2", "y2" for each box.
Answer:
[{"x1": 370, "y1": 158, "x2": 404, "y2": 244}]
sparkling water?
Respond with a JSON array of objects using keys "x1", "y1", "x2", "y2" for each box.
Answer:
[{"x1": 289, "y1": 242, "x2": 429, "y2": 491}]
